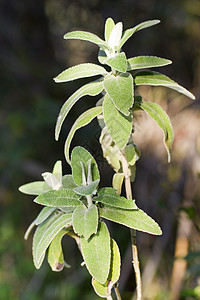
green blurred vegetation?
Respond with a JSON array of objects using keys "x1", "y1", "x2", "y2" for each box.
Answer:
[{"x1": 0, "y1": 0, "x2": 200, "y2": 299}]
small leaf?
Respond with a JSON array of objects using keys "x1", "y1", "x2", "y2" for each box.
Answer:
[
  {"x1": 92, "y1": 238, "x2": 121, "y2": 298},
  {"x1": 125, "y1": 144, "x2": 136, "y2": 166},
  {"x1": 103, "y1": 73, "x2": 133, "y2": 116},
  {"x1": 118, "y1": 20, "x2": 160, "y2": 50},
  {"x1": 103, "y1": 94, "x2": 132, "y2": 149},
  {"x1": 19, "y1": 181, "x2": 51, "y2": 195},
  {"x1": 55, "y1": 81, "x2": 103, "y2": 140},
  {"x1": 94, "y1": 187, "x2": 137, "y2": 209},
  {"x1": 127, "y1": 56, "x2": 172, "y2": 71},
  {"x1": 73, "y1": 204, "x2": 98, "y2": 240},
  {"x1": 54, "y1": 63, "x2": 107, "y2": 83},
  {"x1": 73, "y1": 179, "x2": 100, "y2": 196},
  {"x1": 105, "y1": 18, "x2": 115, "y2": 42},
  {"x1": 81, "y1": 221, "x2": 111, "y2": 284},
  {"x1": 134, "y1": 71, "x2": 195, "y2": 100},
  {"x1": 112, "y1": 173, "x2": 124, "y2": 195},
  {"x1": 52, "y1": 160, "x2": 62, "y2": 182},
  {"x1": 100, "y1": 205, "x2": 162, "y2": 235},
  {"x1": 34, "y1": 189, "x2": 81, "y2": 207},
  {"x1": 62, "y1": 175, "x2": 77, "y2": 188},
  {"x1": 47, "y1": 228, "x2": 70, "y2": 272},
  {"x1": 71, "y1": 146, "x2": 100, "y2": 186},
  {"x1": 64, "y1": 106, "x2": 103, "y2": 164},
  {"x1": 35, "y1": 207, "x2": 56, "y2": 225},
  {"x1": 35, "y1": 213, "x2": 73, "y2": 267},
  {"x1": 64, "y1": 31, "x2": 111, "y2": 51},
  {"x1": 104, "y1": 52, "x2": 127, "y2": 73},
  {"x1": 108, "y1": 22, "x2": 123, "y2": 49},
  {"x1": 42, "y1": 172, "x2": 62, "y2": 190},
  {"x1": 98, "y1": 49, "x2": 107, "y2": 65}
]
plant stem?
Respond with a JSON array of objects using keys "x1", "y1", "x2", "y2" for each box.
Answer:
[
  {"x1": 121, "y1": 151, "x2": 142, "y2": 300},
  {"x1": 114, "y1": 285, "x2": 122, "y2": 300},
  {"x1": 107, "y1": 295, "x2": 113, "y2": 300}
]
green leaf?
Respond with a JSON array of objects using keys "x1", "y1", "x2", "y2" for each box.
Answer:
[
  {"x1": 98, "y1": 49, "x2": 107, "y2": 65},
  {"x1": 35, "y1": 207, "x2": 56, "y2": 225},
  {"x1": 92, "y1": 239, "x2": 121, "y2": 297},
  {"x1": 125, "y1": 144, "x2": 137, "y2": 166},
  {"x1": 47, "y1": 228, "x2": 70, "y2": 272},
  {"x1": 55, "y1": 81, "x2": 104, "y2": 141},
  {"x1": 100, "y1": 205, "x2": 162, "y2": 235},
  {"x1": 64, "y1": 31, "x2": 111, "y2": 51},
  {"x1": 112, "y1": 173, "x2": 124, "y2": 195},
  {"x1": 103, "y1": 94, "x2": 132, "y2": 149},
  {"x1": 81, "y1": 221, "x2": 111, "y2": 284},
  {"x1": 138, "y1": 101, "x2": 174, "y2": 162},
  {"x1": 94, "y1": 187, "x2": 137, "y2": 209},
  {"x1": 134, "y1": 71, "x2": 195, "y2": 100},
  {"x1": 105, "y1": 18, "x2": 115, "y2": 42},
  {"x1": 73, "y1": 204, "x2": 98, "y2": 240},
  {"x1": 42, "y1": 172, "x2": 62, "y2": 190},
  {"x1": 108, "y1": 22, "x2": 123, "y2": 49},
  {"x1": 52, "y1": 160, "x2": 62, "y2": 182},
  {"x1": 103, "y1": 73, "x2": 133, "y2": 116},
  {"x1": 127, "y1": 56, "x2": 172, "y2": 71},
  {"x1": 35, "y1": 213, "x2": 73, "y2": 268},
  {"x1": 73, "y1": 179, "x2": 100, "y2": 196},
  {"x1": 118, "y1": 20, "x2": 160, "y2": 50},
  {"x1": 54, "y1": 63, "x2": 107, "y2": 83},
  {"x1": 34, "y1": 189, "x2": 81, "y2": 207},
  {"x1": 62, "y1": 175, "x2": 77, "y2": 188},
  {"x1": 19, "y1": 181, "x2": 51, "y2": 195},
  {"x1": 71, "y1": 146, "x2": 100, "y2": 186},
  {"x1": 64, "y1": 106, "x2": 102, "y2": 164},
  {"x1": 104, "y1": 52, "x2": 127, "y2": 73}
]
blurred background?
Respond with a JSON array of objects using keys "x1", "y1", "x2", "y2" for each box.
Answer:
[{"x1": 0, "y1": 0, "x2": 200, "y2": 299}]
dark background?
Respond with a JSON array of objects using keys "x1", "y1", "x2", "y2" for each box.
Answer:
[{"x1": 1, "y1": 0, "x2": 200, "y2": 299}]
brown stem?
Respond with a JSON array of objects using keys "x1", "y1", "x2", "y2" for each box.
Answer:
[
  {"x1": 114, "y1": 285, "x2": 122, "y2": 300},
  {"x1": 121, "y1": 152, "x2": 142, "y2": 300}
]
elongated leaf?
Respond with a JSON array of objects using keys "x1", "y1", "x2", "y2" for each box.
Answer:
[
  {"x1": 100, "y1": 205, "x2": 162, "y2": 235},
  {"x1": 81, "y1": 221, "x2": 111, "y2": 284},
  {"x1": 71, "y1": 146, "x2": 100, "y2": 186},
  {"x1": 127, "y1": 56, "x2": 172, "y2": 71},
  {"x1": 55, "y1": 81, "x2": 103, "y2": 140},
  {"x1": 118, "y1": 20, "x2": 160, "y2": 50},
  {"x1": 103, "y1": 94, "x2": 132, "y2": 149},
  {"x1": 42, "y1": 172, "x2": 62, "y2": 190},
  {"x1": 108, "y1": 22, "x2": 123, "y2": 49},
  {"x1": 52, "y1": 160, "x2": 62, "y2": 182},
  {"x1": 125, "y1": 144, "x2": 136, "y2": 166},
  {"x1": 19, "y1": 181, "x2": 51, "y2": 195},
  {"x1": 35, "y1": 213, "x2": 73, "y2": 267},
  {"x1": 34, "y1": 189, "x2": 81, "y2": 207},
  {"x1": 112, "y1": 173, "x2": 124, "y2": 195},
  {"x1": 134, "y1": 71, "x2": 195, "y2": 100},
  {"x1": 54, "y1": 63, "x2": 107, "y2": 83},
  {"x1": 73, "y1": 204, "x2": 98, "y2": 240},
  {"x1": 73, "y1": 179, "x2": 100, "y2": 196},
  {"x1": 65, "y1": 106, "x2": 102, "y2": 163},
  {"x1": 35, "y1": 207, "x2": 56, "y2": 225},
  {"x1": 92, "y1": 239, "x2": 121, "y2": 297},
  {"x1": 104, "y1": 52, "x2": 127, "y2": 73},
  {"x1": 94, "y1": 187, "x2": 137, "y2": 209},
  {"x1": 138, "y1": 101, "x2": 174, "y2": 162},
  {"x1": 64, "y1": 31, "x2": 111, "y2": 51},
  {"x1": 62, "y1": 175, "x2": 77, "y2": 188},
  {"x1": 47, "y1": 228, "x2": 70, "y2": 272},
  {"x1": 103, "y1": 73, "x2": 133, "y2": 116},
  {"x1": 105, "y1": 18, "x2": 115, "y2": 42}
]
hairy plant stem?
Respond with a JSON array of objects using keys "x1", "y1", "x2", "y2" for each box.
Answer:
[
  {"x1": 107, "y1": 295, "x2": 113, "y2": 300},
  {"x1": 121, "y1": 151, "x2": 142, "y2": 300}
]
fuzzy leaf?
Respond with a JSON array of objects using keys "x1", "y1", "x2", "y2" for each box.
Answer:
[
  {"x1": 42, "y1": 172, "x2": 62, "y2": 190},
  {"x1": 52, "y1": 161, "x2": 62, "y2": 182},
  {"x1": 94, "y1": 187, "x2": 137, "y2": 209},
  {"x1": 73, "y1": 204, "x2": 98, "y2": 240},
  {"x1": 64, "y1": 31, "x2": 111, "y2": 51},
  {"x1": 19, "y1": 181, "x2": 51, "y2": 195},
  {"x1": 73, "y1": 179, "x2": 100, "y2": 196},
  {"x1": 98, "y1": 49, "x2": 107, "y2": 64},
  {"x1": 118, "y1": 20, "x2": 160, "y2": 50},
  {"x1": 92, "y1": 238, "x2": 121, "y2": 298},
  {"x1": 103, "y1": 94, "x2": 132, "y2": 149},
  {"x1": 71, "y1": 146, "x2": 100, "y2": 186},
  {"x1": 125, "y1": 144, "x2": 136, "y2": 166},
  {"x1": 112, "y1": 173, "x2": 124, "y2": 195},
  {"x1": 105, "y1": 18, "x2": 115, "y2": 42},
  {"x1": 62, "y1": 175, "x2": 77, "y2": 188},
  {"x1": 54, "y1": 63, "x2": 107, "y2": 83},
  {"x1": 103, "y1": 72, "x2": 133, "y2": 116},
  {"x1": 47, "y1": 228, "x2": 69, "y2": 272},
  {"x1": 127, "y1": 56, "x2": 172, "y2": 71},
  {"x1": 35, "y1": 207, "x2": 56, "y2": 225},
  {"x1": 134, "y1": 71, "x2": 195, "y2": 100},
  {"x1": 34, "y1": 189, "x2": 81, "y2": 207},
  {"x1": 104, "y1": 52, "x2": 127, "y2": 73},
  {"x1": 35, "y1": 213, "x2": 72, "y2": 268},
  {"x1": 81, "y1": 221, "x2": 111, "y2": 284},
  {"x1": 100, "y1": 205, "x2": 162, "y2": 235},
  {"x1": 55, "y1": 81, "x2": 103, "y2": 140},
  {"x1": 108, "y1": 22, "x2": 123, "y2": 49},
  {"x1": 64, "y1": 106, "x2": 102, "y2": 163}
]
